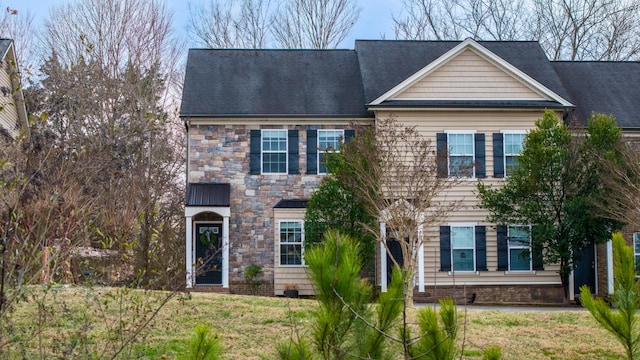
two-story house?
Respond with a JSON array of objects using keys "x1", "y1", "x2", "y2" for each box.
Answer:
[{"x1": 180, "y1": 39, "x2": 640, "y2": 304}]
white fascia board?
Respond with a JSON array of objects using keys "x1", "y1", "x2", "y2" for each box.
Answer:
[{"x1": 369, "y1": 38, "x2": 574, "y2": 108}]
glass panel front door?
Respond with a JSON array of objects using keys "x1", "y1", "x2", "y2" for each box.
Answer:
[{"x1": 195, "y1": 223, "x2": 223, "y2": 285}]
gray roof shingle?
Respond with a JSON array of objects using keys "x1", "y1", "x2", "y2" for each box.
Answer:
[
  {"x1": 552, "y1": 62, "x2": 640, "y2": 129},
  {"x1": 180, "y1": 49, "x2": 369, "y2": 118},
  {"x1": 354, "y1": 40, "x2": 572, "y2": 104},
  {"x1": 180, "y1": 40, "x2": 640, "y2": 128}
]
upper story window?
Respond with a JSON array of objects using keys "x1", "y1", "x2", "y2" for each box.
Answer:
[
  {"x1": 448, "y1": 133, "x2": 475, "y2": 177},
  {"x1": 318, "y1": 129, "x2": 344, "y2": 174},
  {"x1": 437, "y1": 131, "x2": 485, "y2": 179},
  {"x1": 508, "y1": 225, "x2": 532, "y2": 271},
  {"x1": 493, "y1": 131, "x2": 526, "y2": 178},
  {"x1": 504, "y1": 132, "x2": 525, "y2": 176},
  {"x1": 280, "y1": 221, "x2": 304, "y2": 266},
  {"x1": 249, "y1": 129, "x2": 299, "y2": 175},
  {"x1": 262, "y1": 130, "x2": 287, "y2": 173}
]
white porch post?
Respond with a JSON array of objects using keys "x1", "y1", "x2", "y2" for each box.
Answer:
[
  {"x1": 418, "y1": 213, "x2": 425, "y2": 292},
  {"x1": 607, "y1": 239, "x2": 614, "y2": 294},
  {"x1": 185, "y1": 215, "x2": 193, "y2": 288},
  {"x1": 222, "y1": 215, "x2": 230, "y2": 288},
  {"x1": 380, "y1": 221, "x2": 387, "y2": 293}
]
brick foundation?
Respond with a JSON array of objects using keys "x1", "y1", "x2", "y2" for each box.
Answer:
[{"x1": 413, "y1": 284, "x2": 565, "y2": 305}]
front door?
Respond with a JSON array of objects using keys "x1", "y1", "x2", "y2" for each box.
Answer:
[
  {"x1": 574, "y1": 243, "x2": 596, "y2": 295},
  {"x1": 195, "y1": 223, "x2": 223, "y2": 285},
  {"x1": 386, "y1": 239, "x2": 404, "y2": 284}
]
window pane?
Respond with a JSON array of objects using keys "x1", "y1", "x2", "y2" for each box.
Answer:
[
  {"x1": 450, "y1": 155, "x2": 473, "y2": 176},
  {"x1": 504, "y1": 134, "x2": 525, "y2": 155},
  {"x1": 505, "y1": 156, "x2": 519, "y2": 176},
  {"x1": 451, "y1": 226, "x2": 474, "y2": 247},
  {"x1": 453, "y1": 249, "x2": 474, "y2": 271},
  {"x1": 449, "y1": 134, "x2": 473, "y2": 155},
  {"x1": 319, "y1": 153, "x2": 327, "y2": 174},
  {"x1": 510, "y1": 248, "x2": 531, "y2": 270},
  {"x1": 263, "y1": 153, "x2": 286, "y2": 173},
  {"x1": 262, "y1": 130, "x2": 286, "y2": 151},
  {"x1": 280, "y1": 244, "x2": 302, "y2": 265},
  {"x1": 509, "y1": 226, "x2": 530, "y2": 246},
  {"x1": 318, "y1": 130, "x2": 343, "y2": 150},
  {"x1": 634, "y1": 233, "x2": 640, "y2": 254}
]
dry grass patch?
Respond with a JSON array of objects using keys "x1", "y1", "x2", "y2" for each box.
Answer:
[{"x1": 1, "y1": 286, "x2": 629, "y2": 359}]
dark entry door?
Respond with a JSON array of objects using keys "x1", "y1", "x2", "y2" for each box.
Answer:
[
  {"x1": 386, "y1": 239, "x2": 404, "y2": 285},
  {"x1": 195, "y1": 223, "x2": 223, "y2": 285},
  {"x1": 574, "y1": 243, "x2": 596, "y2": 295}
]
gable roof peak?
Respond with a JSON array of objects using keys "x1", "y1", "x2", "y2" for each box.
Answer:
[{"x1": 368, "y1": 38, "x2": 573, "y2": 107}]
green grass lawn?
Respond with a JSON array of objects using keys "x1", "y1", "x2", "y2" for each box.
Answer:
[{"x1": 0, "y1": 286, "x2": 627, "y2": 359}]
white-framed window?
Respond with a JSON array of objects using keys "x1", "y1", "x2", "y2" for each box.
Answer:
[
  {"x1": 280, "y1": 221, "x2": 304, "y2": 266},
  {"x1": 508, "y1": 225, "x2": 532, "y2": 271},
  {"x1": 633, "y1": 233, "x2": 640, "y2": 275},
  {"x1": 448, "y1": 132, "x2": 475, "y2": 177},
  {"x1": 262, "y1": 129, "x2": 287, "y2": 173},
  {"x1": 318, "y1": 129, "x2": 344, "y2": 174},
  {"x1": 451, "y1": 225, "x2": 475, "y2": 271},
  {"x1": 503, "y1": 132, "x2": 526, "y2": 176}
]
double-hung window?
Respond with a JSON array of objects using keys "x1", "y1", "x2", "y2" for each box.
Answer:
[
  {"x1": 448, "y1": 133, "x2": 475, "y2": 177},
  {"x1": 634, "y1": 233, "x2": 640, "y2": 275},
  {"x1": 451, "y1": 225, "x2": 475, "y2": 271},
  {"x1": 508, "y1": 225, "x2": 532, "y2": 271},
  {"x1": 262, "y1": 130, "x2": 287, "y2": 173},
  {"x1": 280, "y1": 221, "x2": 304, "y2": 266},
  {"x1": 504, "y1": 132, "x2": 525, "y2": 176},
  {"x1": 318, "y1": 129, "x2": 344, "y2": 174}
]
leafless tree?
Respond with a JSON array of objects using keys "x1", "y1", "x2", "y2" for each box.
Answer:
[
  {"x1": 33, "y1": 0, "x2": 186, "y2": 288},
  {"x1": 393, "y1": 0, "x2": 532, "y2": 41},
  {"x1": 335, "y1": 117, "x2": 462, "y2": 305},
  {"x1": 0, "y1": 6, "x2": 37, "y2": 77},
  {"x1": 533, "y1": 0, "x2": 640, "y2": 60},
  {"x1": 189, "y1": 0, "x2": 276, "y2": 48},
  {"x1": 393, "y1": 0, "x2": 640, "y2": 60},
  {"x1": 272, "y1": 0, "x2": 361, "y2": 48}
]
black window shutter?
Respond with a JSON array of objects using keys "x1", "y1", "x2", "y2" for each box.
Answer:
[
  {"x1": 475, "y1": 133, "x2": 486, "y2": 178},
  {"x1": 440, "y1": 226, "x2": 451, "y2": 271},
  {"x1": 532, "y1": 229, "x2": 544, "y2": 270},
  {"x1": 306, "y1": 130, "x2": 317, "y2": 175},
  {"x1": 475, "y1": 226, "x2": 487, "y2": 271},
  {"x1": 249, "y1": 130, "x2": 261, "y2": 175},
  {"x1": 288, "y1": 130, "x2": 299, "y2": 175},
  {"x1": 436, "y1": 133, "x2": 448, "y2": 178},
  {"x1": 497, "y1": 225, "x2": 508, "y2": 271},
  {"x1": 344, "y1": 129, "x2": 355, "y2": 142},
  {"x1": 493, "y1": 133, "x2": 504, "y2": 178}
]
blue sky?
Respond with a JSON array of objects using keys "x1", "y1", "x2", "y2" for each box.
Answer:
[{"x1": 9, "y1": 0, "x2": 402, "y2": 48}]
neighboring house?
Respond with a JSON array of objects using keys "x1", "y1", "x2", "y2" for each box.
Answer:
[
  {"x1": 180, "y1": 39, "x2": 640, "y2": 304},
  {"x1": 0, "y1": 39, "x2": 27, "y2": 141}
]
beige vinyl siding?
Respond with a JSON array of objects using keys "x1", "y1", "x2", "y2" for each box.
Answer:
[
  {"x1": 393, "y1": 49, "x2": 546, "y2": 100},
  {"x1": 376, "y1": 110, "x2": 562, "y2": 287},
  {"x1": 0, "y1": 59, "x2": 18, "y2": 138},
  {"x1": 273, "y1": 208, "x2": 314, "y2": 296}
]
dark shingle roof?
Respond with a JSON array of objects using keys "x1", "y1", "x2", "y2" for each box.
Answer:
[
  {"x1": 180, "y1": 49, "x2": 369, "y2": 118},
  {"x1": 354, "y1": 40, "x2": 572, "y2": 104},
  {"x1": 552, "y1": 62, "x2": 640, "y2": 129},
  {"x1": 186, "y1": 183, "x2": 230, "y2": 206}
]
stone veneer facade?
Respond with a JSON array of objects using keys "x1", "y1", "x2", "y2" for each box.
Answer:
[{"x1": 187, "y1": 123, "x2": 352, "y2": 290}]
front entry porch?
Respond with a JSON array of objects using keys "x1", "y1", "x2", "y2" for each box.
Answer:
[{"x1": 185, "y1": 183, "x2": 231, "y2": 289}]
